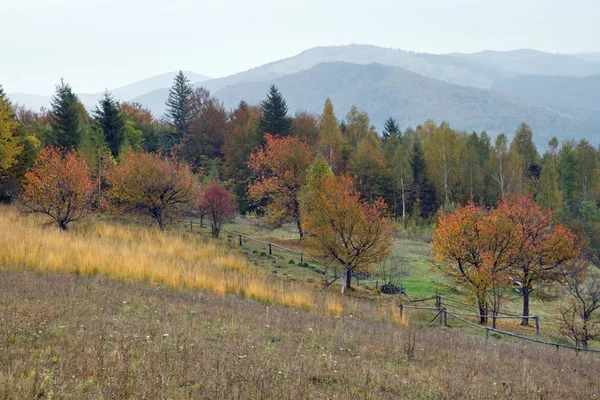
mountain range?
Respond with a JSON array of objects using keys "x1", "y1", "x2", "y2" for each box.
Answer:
[{"x1": 7, "y1": 45, "x2": 600, "y2": 144}]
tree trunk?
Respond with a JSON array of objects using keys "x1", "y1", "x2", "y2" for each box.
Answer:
[
  {"x1": 58, "y1": 220, "x2": 68, "y2": 231},
  {"x1": 156, "y1": 210, "x2": 165, "y2": 231},
  {"x1": 478, "y1": 299, "x2": 487, "y2": 324},
  {"x1": 341, "y1": 264, "x2": 351, "y2": 295},
  {"x1": 296, "y1": 218, "x2": 304, "y2": 239},
  {"x1": 521, "y1": 285, "x2": 530, "y2": 325}
]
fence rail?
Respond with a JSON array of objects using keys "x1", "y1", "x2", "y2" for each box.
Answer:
[{"x1": 399, "y1": 293, "x2": 600, "y2": 354}]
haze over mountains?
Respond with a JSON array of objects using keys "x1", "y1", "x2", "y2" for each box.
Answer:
[{"x1": 7, "y1": 45, "x2": 600, "y2": 144}]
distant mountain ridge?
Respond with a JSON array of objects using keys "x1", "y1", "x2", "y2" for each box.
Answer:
[{"x1": 212, "y1": 62, "x2": 597, "y2": 145}]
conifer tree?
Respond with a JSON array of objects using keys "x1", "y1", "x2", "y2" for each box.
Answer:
[
  {"x1": 165, "y1": 71, "x2": 193, "y2": 145},
  {"x1": 258, "y1": 85, "x2": 292, "y2": 137},
  {"x1": 94, "y1": 91, "x2": 125, "y2": 158},
  {"x1": 382, "y1": 117, "x2": 400, "y2": 144},
  {"x1": 410, "y1": 141, "x2": 437, "y2": 219},
  {"x1": 50, "y1": 80, "x2": 85, "y2": 150}
]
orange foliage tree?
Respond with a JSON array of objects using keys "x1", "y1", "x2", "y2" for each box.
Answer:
[
  {"x1": 199, "y1": 182, "x2": 237, "y2": 238},
  {"x1": 106, "y1": 151, "x2": 198, "y2": 230},
  {"x1": 497, "y1": 194, "x2": 579, "y2": 325},
  {"x1": 247, "y1": 133, "x2": 314, "y2": 238},
  {"x1": 301, "y1": 174, "x2": 393, "y2": 294},
  {"x1": 20, "y1": 147, "x2": 94, "y2": 230}
]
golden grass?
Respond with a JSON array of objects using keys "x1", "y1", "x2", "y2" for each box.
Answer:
[
  {"x1": 0, "y1": 207, "x2": 312, "y2": 311},
  {"x1": 326, "y1": 295, "x2": 343, "y2": 316}
]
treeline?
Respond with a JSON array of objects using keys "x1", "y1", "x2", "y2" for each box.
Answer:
[{"x1": 2, "y1": 73, "x2": 600, "y2": 251}]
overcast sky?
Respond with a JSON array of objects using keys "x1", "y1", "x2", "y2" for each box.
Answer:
[{"x1": 2, "y1": 0, "x2": 598, "y2": 95}]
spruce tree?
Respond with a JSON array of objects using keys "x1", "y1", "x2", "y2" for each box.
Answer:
[
  {"x1": 382, "y1": 117, "x2": 400, "y2": 144},
  {"x1": 50, "y1": 80, "x2": 84, "y2": 150},
  {"x1": 94, "y1": 91, "x2": 125, "y2": 158},
  {"x1": 165, "y1": 71, "x2": 193, "y2": 146},
  {"x1": 259, "y1": 85, "x2": 292, "y2": 137},
  {"x1": 410, "y1": 141, "x2": 437, "y2": 219}
]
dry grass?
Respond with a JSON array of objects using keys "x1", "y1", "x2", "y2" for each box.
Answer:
[
  {"x1": 326, "y1": 295, "x2": 343, "y2": 317},
  {"x1": 0, "y1": 207, "x2": 312, "y2": 311},
  {"x1": 1, "y1": 270, "x2": 599, "y2": 399}
]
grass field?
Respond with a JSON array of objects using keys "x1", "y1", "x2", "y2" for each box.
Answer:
[
  {"x1": 2, "y1": 269, "x2": 599, "y2": 399},
  {"x1": 1, "y1": 207, "x2": 599, "y2": 398}
]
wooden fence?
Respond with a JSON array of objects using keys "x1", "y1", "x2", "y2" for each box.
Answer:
[{"x1": 399, "y1": 293, "x2": 600, "y2": 354}]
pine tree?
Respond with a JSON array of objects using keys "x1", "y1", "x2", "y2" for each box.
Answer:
[
  {"x1": 50, "y1": 80, "x2": 85, "y2": 150},
  {"x1": 259, "y1": 85, "x2": 292, "y2": 137},
  {"x1": 94, "y1": 91, "x2": 125, "y2": 158},
  {"x1": 410, "y1": 141, "x2": 437, "y2": 219},
  {"x1": 165, "y1": 71, "x2": 193, "y2": 146},
  {"x1": 382, "y1": 117, "x2": 400, "y2": 144}
]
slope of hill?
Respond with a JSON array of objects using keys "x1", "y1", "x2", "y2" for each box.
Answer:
[
  {"x1": 492, "y1": 74, "x2": 600, "y2": 111},
  {"x1": 456, "y1": 49, "x2": 600, "y2": 77},
  {"x1": 574, "y1": 52, "x2": 600, "y2": 63},
  {"x1": 214, "y1": 62, "x2": 597, "y2": 144}
]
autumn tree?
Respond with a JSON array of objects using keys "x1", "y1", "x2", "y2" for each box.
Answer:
[
  {"x1": 301, "y1": 174, "x2": 393, "y2": 294},
  {"x1": 348, "y1": 131, "x2": 390, "y2": 202},
  {"x1": 497, "y1": 193, "x2": 579, "y2": 324},
  {"x1": 488, "y1": 133, "x2": 522, "y2": 200},
  {"x1": 384, "y1": 134, "x2": 413, "y2": 221},
  {"x1": 259, "y1": 85, "x2": 292, "y2": 137},
  {"x1": 0, "y1": 92, "x2": 22, "y2": 170},
  {"x1": 49, "y1": 80, "x2": 86, "y2": 149},
  {"x1": 536, "y1": 141, "x2": 563, "y2": 213},
  {"x1": 20, "y1": 147, "x2": 94, "y2": 230},
  {"x1": 292, "y1": 111, "x2": 320, "y2": 149},
  {"x1": 119, "y1": 102, "x2": 159, "y2": 152},
  {"x1": 106, "y1": 151, "x2": 198, "y2": 230},
  {"x1": 559, "y1": 264, "x2": 600, "y2": 348},
  {"x1": 510, "y1": 123, "x2": 540, "y2": 181},
  {"x1": 165, "y1": 71, "x2": 193, "y2": 146},
  {"x1": 247, "y1": 134, "x2": 314, "y2": 237},
  {"x1": 200, "y1": 182, "x2": 237, "y2": 238},
  {"x1": 423, "y1": 122, "x2": 461, "y2": 206},
  {"x1": 317, "y1": 99, "x2": 344, "y2": 169}
]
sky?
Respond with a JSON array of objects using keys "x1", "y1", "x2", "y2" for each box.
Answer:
[{"x1": 2, "y1": 0, "x2": 599, "y2": 95}]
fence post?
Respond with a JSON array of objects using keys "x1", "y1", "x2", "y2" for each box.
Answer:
[
  {"x1": 443, "y1": 308, "x2": 447, "y2": 327},
  {"x1": 238, "y1": 234, "x2": 242, "y2": 247},
  {"x1": 486, "y1": 328, "x2": 490, "y2": 341},
  {"x1": 535, "y1": 316, "x2": 540, "y2": 336},
  {"x1": 399, "y1": 304, "x2": 403, "y2": 320},
  {"x1": 190, "y1": 220, "x2": 193, "y2": 232},
  {"x1": 300, "y1": 252, "x2": 304, "y2": 264},
  {"x1": 492, "y1": 315, "x2": 497, "y2": 329},
  {"x1": 268, "y1": 243, "x2": 272, "y2": 255}
]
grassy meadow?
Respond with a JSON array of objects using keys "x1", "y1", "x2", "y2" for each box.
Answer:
[{"x1": 1, "y1": 206, "x2": 600, "y2": 398}]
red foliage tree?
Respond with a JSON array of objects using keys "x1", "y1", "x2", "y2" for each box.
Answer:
[
  {"x1": 247, "y1": 133, "x2": 314, "y2": 238},
  {"x1": 21, "y1": 147, "x2": 94, "y2": 230},
  {"x1": 200, "y1": 182, "x2": 237, "y2": 238}
]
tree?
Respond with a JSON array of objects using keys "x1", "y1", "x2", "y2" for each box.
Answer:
[
  {"x1": 382, "y1": 117, "x2": 401, "y2": 144},
  {"x1": 488, "y1": 133, "x2": 522, "y2": 199},
  {"x1": 200, "y1": 182, "x2": 237, "y2": 238},
  {"x1": 94, "y1": 91, "x2": 125, "y2": 158},
  {"x1": 49, "y1": 80, "x2": 86, "y2": 149},
  {"x1": 165, "y1": 71, "x2": 193, "y2": 146},
  {"x1": 179, "y1": 87, "x2": 228, "y2": 168},
  {"x1": 119, "y1": 102, "x2": 159, "y2": 152},
  {"x1": 0, "y1": 93, "x2": 22, "y2": 170},
  {"x1": 536, "y1": 150, "x2": 563, "y2": 213},
  {"x1": 20, "y1": 147, "x2": 94, "y2": 230},
  {"x1": 247, "y1": 134, "x2": 314, "y2": 237},
  {"x1": 574, "y1": 139, "x2": 600, "y2": 203},
  {"x1": 106, "y1": 151, "x2": 198, "y2": 230},
  {"x1": 222, "y1": 101, "x2": 262, "y2": 214},
  {"x1": 510, "y1": 123, "x2": 540, "y2": 181},
  {"x1": 497, "y1": 193, "x2": 579, "y2": 324},
  {"x1": 385, "y1": 136, "x2": 413, "y2": 221},
  {"x1": 258, "y1": 85, "x2": 292, "y2": 137},
  {"x1": 348, "y1": 131, "x2": 390, "y2": 202},
  {"x1": 301, "y1": 174, "x2": 393, "y2": 294},
  {"x1": 344, "y1": 106, "x2": 374, "y2": 149},
  {"x1": 317, "y1": 99, "x2": 344, "y2": 170},
  {"x1": 293, "y1": 111, "x2": 320, "y2": 148},
  {"x1": 410, "y1": 141, "x2": 437, "y2": 219},
  {"x1": 423, "y1": 122, "x2": 461, "y2": 205},
  {"x1": 559, "y1": 264, "x2": 600, "y2": 348}
]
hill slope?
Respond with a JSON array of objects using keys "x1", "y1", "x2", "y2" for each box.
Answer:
[
  {"x1": 492, "y1": 74, "x2": 600, "y2": 111},
  {"x1": 213, "y1": 62, "x2": 597, "y2": 143}
]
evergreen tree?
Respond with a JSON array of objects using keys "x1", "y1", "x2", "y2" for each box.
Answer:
[
  {"x1": 94, "y1": 91, "x2": 125, "y2": 158},
  {"x1": 165, "y1": 71, "x2": 193, "y2": 146},
  {"x1": 382, "y1": 117, "x2": 400, "y2": 144},
  {"x1": 410, "y1": 141, "x2": 437, "y2": 219},
  {"x1": 259, "y1": 85, "x2": 293, "y2": 137},
  {"x1": 557, "y1": 142, "x2": 578, "y2": 216},
  {"x1": 50, "y1": 80, "x2": 84, "y2": 149}
]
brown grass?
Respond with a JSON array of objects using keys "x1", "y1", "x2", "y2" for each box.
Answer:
[{"x1": 1, "y1": 269, "x2": 599, "y2": 399}]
